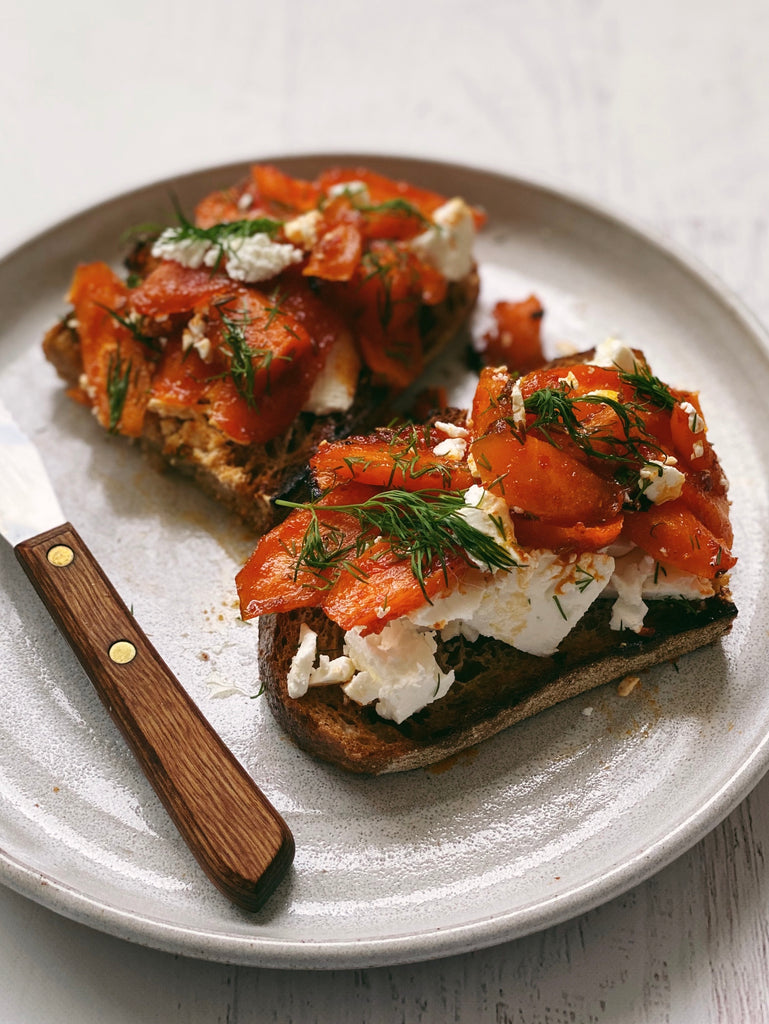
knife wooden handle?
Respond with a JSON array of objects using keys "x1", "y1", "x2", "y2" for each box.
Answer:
[{"x1": 15, "y1": 522, "x2": 294, "y2": 912}]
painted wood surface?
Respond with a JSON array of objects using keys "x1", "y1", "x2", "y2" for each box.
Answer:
[{"x1": 2, "y1": 0, "x2": 768, "y2": 1019}]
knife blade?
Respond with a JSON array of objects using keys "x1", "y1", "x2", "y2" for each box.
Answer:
[{"x1": 0, "y1": 398, "x2": 294, "y2": 912}]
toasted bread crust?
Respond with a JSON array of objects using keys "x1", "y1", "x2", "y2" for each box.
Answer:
[
  {"x1": 258, "y1": 590, "x2": 737, "y2": 774},
  {"x1": 43, "y1": 271, "x2": 479, "y2": 533}
]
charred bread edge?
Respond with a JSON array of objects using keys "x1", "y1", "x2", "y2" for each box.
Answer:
[
  {"x1": 257, "y1": 590, "x2": 737, "y2": 774},
  {"x1": 42, "y1": 270, "x2": 480, "y2": 534}
]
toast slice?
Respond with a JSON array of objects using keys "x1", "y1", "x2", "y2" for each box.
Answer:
[
  {"x1": 42, "y1": 271, "x2": 478, "y2": 531},
  {"x1": 242, "y1": 343, "x2": 738, "y2": 773},
  {"x1": 257, "y1": 592, "x2": 736, "y2": 774},
  {"x1": 42, "y1": 164, "x2": 481, "y2": 533}
]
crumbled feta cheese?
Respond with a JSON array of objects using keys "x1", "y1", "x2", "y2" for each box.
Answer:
[
  {"x1": 607, "y1": 550, "x2": 655, "y2": 632},
  {"x1": 285, "y1": 624, "x2": 356, "y2": 698},
  {"x1": 342, "y1": 619, "x2": 454, "y2": 724},
  {"x1": 639, "y1": 457, "x2": 685, "y2": 504},
  {"x1": 309, "y1": 654, "x2": 355, "y2": 685},
  {"x1": 693, "y1": 441, "x2": 705, "y2": 459},
  {"x1": 589, "y1": 337, "x2": 638, "y2": 374},
  {"x1": 327, "y1": 180, "x2": 371, "y2": 203},
  {"x1": 302, "y1": 331, "x2": 361, "y2": 415},
  {"x1": 284, "y1": 209, "x2": 323, "y2": 249},
  {"x1": 469, "y1": 550, "x2": 614, "y2": 657},
  {"x1": 605, "y1": 548, "x2": 714, "y2": 632},
  {"x1": 455, "y1": 486, "x2": 517, "y2": 568},
  {"x1": 411, "y1": 545, "x2": 613, "y2": 658},
  {"x1": 510, "y1": 380, "x2": 526, "y2": 429},
  {"x1": 151, "y1": 229, "x2": 303, "y2": 284},
  {"x1": 78, "y1": 372, "x2": 97, "y2": 401},
  {"x1": 560, "y1": 370, "x2": 579, "y2": 390},
  {"x1": 679, "y1": 399, "x2": 706, "y2": 434},
  {"x1": 237, "y1": 192, "x2": 254, "y2": 210},
  {"x1": 211, "y1": 233, "x2": 303, "y2": 283},
  {"x1": 182, "y1": 312, "x2": 213, "y2": 362},
  {"x1": 410, "y1": 197, "x2": 475, "y2": 281},
  {"x1": 287, "y1": 623, "x2": 318, "y2": 698},
  {"x1": 152, "y1": 232, "x2": 211, "y2": 270},
  {"x1": 434, "y1": 420, "x2": 469, "y2": 439},
  {"x1": 409, "y1": 570, "x2": 487, "y2": 631},
  {"x1": 432, "y1": 437, "x2": 467, "y2": 460}
]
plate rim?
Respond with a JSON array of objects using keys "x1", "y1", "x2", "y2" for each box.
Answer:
[{"x1": 1, "y1": 151, "x2": 768, "y2": 970}]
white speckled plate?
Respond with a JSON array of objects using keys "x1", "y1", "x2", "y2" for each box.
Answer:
[{"x1": 0, "y1": 155, "x2": 767, "y2": 970}]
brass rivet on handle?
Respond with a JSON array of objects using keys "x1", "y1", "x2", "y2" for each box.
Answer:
[
  {"x1": 109, "y1": 640, "x2": 137, "y2": 665},
  {"x1": 47, "y1": 544, "x2": 74, "y2": 567}
]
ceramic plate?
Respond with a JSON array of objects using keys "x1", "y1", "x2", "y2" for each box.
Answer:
[{"x1": 0, "y1": 155, "x2": 767, "y2": 970}]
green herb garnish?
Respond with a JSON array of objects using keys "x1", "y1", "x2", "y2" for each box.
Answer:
[
  {"x1": 277, "y1": 488, "x2": 520, "y2": 600},
  {"x1": 518, "y1": 384, "x2": 659, "y2": 464},
  {"x1": 360, "y1": 197, "x2": 431, "y2": 225},
  {"x1": 575, "y1": 564, "x2": 596, "y2": 593},
  {"x1": 106, "y1": 345, "x2": 132, "y2": 433},
  {"x1": 212, "y1": 302, "x2": 293, "y2": 407},
  {"x1": 619, "y1": 363, "x2": 676, "y2": 410},
  {"x1": 157, "y1": 200, "x2": 283, "y2": 273},
  {"x1": 99, "y1": 305, "x2": 164, "y2": 355}
]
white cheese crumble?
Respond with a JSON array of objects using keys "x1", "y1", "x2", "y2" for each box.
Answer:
[
  {"x1": 181, "y1": 312, "x2": 213, "y2": 362},
  {"x1": 588, "y1": 336, "x2": 638, "y2": 374},
  {"x1": 286, "y1": 623, "x2": 355, "y2": 697},
  {"x1": 410, "y1": 197, "x2": 475, "y2": 282},
  {"x1": 151, "y1": 229, "x2": 303, "y2": 284},
  {"x1": 434, "y1": 420, "x2": 469, "y2": 439},
  {"x1": 302, "y1": 331, "x2": 361, "y2": 415},
  {"x1": 284, "y1": 209, "x2": 323, "y2": 250},
  {"x1": 327, "y1": 180, "x2": 371, "y2": 203},
  {"x1": 680, "y1": 400, "x2": 706, "y2": 434},
  {"x1": 639, "y1": 456, "x2": 685, "y2": 504},
  {"x1": 287, "y1": 624, "x2": 318, "y2": 698},
  {"x1": 337, "y1": 545, "x2": 614, "y2": 722},
  {"x1": 510, "y1": 380, "x2": 526, "y2": 429},
  {"x1": 604, "y1": 548, "x2": 714, "y2": 633},
  {"x1": 454, "y1": 486, "x2": 516, "y2": 569},
  {"x1": 78, "y1": 372, "x2": 97, "y2": 401},
  {"x1": 464, "y1": 550, "x2": 615, "y2": 657},
  {"x1": 432, "y1": 437, "x2": 467, "y2": 460},
  {"x1": 342, "y1": 619, "x2": 454, "y2": 724},
  {"x1": 217, "y1": 233, "x2": 304, "y2": 283}
]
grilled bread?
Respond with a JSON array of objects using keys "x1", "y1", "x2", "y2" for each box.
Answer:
[
  {"x1": 42, "y1": 164, "x2": 481, "y2": 532},
  {"x1": 257, "y1": 592, "x2": 736, "y2": 774},
  {"x1": 241, "y1": 345, "x2": 737, "y2": 773}
]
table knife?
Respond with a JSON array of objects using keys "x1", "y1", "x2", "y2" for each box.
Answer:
[{"x1": 0, "y1": 398, "x2": 294, "y2": 912}]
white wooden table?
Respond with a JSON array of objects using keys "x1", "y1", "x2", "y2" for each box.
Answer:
[{"x1": 2, "y1": 1, "x2": 769, "y2": 1019}]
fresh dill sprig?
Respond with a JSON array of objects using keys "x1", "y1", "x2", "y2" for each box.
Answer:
[
  {"x1": 385, "y1": 426, "x2": 454, "y2": 487},
  {"x1": 619, "y1": 363, "x2": 676, "y2": 410},
  {"x1": 360, "y1": 246, "x2": 402, "y2": 328},
  {"x1": 159, "y1": 199, "x2": 283, "y2": 272},
  {"x1": 359, "y1": 197, "x2": 431, "y2": 225},
  {"x1": 283, "y1": 516, "x2": 366, "y2": 591},
  {"x1": 106, "y1": 345, "x2": 132, "y2": 433},
  {"x1": 213, "y1": 302, "x2": 292, "y2": 406},
  {"x1": 326, "y1": 184, "x2": 430, "y2": 226},
  {"x1": 276, "y1": 488, "x2": 520, "y2": 600},
  {"x1": 519, "y1": 384, "x2": 657, "y2": 463},
  {"x1": 98, "y1": 304, "x2": 164, "y2": 354}
]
